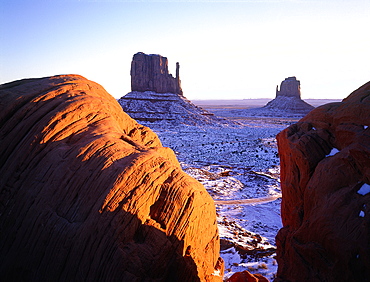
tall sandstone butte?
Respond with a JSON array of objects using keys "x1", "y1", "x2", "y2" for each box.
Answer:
[
  {"x1": 0, "y1": 75, "x2": 223, "y2": 281},
  {"x1": 276, "y1": 76, "x2": 302, "y2": 98},
  {"x1": 131, "y1": 52, "x2": 183, "y2": 95},
  {"x1": 264, "y1": 77, "x2": 314, "y2": 114},
  {"x1": 275, "y1": 80, "x2": 370, "y2": 281}
]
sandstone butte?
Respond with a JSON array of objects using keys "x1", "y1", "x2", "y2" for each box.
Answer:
[
  {"x1": 0, "y1": 75, "x2": 223, "y2": 281},
  {"x1": 131, "y1": 52, "x2": 183, "y2": 95},
  {"x1": 275, "y1": 80, "x2": 370, "y2": 281},
  {"x1": 264, "y1": 76, "x2": 314, "y2": 114},
  {"x1": 119, "y1": 52, "x2": 234, "y2": 127}
]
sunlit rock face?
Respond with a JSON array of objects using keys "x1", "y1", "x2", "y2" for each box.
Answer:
[
  {"x1": 275, "y1": 81, "x2": 370, "y2": 281},
  {"x1": 0, "y1": 75, "x2": 223, "y2": 281},
  {"x1": 131, "y1": 52, "x2": 182, "y2": 95},
  {"x1": 264, "y1": 77, "x2": 314, "y2": 114}
]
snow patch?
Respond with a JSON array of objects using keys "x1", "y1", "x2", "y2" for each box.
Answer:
[
  {"x1": 357, "y1": 183, "x2": 370, "y2": 195},
  {"x1": 359, "y1": 210, "x2": 365, "y2": 217},
  {"x1": 326, "y1": 148, "x2": 339, "y2": 157},
  {"x1": 211, "y1": 269, "x2": 222, "y2": 277},
  {"x1": 364, "y1": 125, "x2": 368, "y2": 129}
]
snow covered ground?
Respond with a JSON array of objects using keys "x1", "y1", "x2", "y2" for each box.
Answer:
[{"x1": 138, "y1": 108, "x2": 302, "y2": 280}]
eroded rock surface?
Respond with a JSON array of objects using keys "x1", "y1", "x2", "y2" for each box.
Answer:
[
  {"x1": 0, "y1": 75, "x2": 223, "y2": 281},
  {"x1": 275, "y1": 81, "x2": 370, "y2": 281}
]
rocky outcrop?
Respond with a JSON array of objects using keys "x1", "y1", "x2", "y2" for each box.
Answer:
[
  {"x1": 275, "y1": 76, "x2": 301, "y2": 98},
  {"x1": 264, "y1": 77, "x2": 314, "y2": 114},
  {"x1": 275, "y1": 81, "x2": 370, "y2": 281},
  {"x1": 0, "y1": 75, "x2": 223, "y2": 281},
  {"x1": 120, "y1": 52, "x2": 236, "y2": 126},
  {"x1": 131, "y1": 52, "x2": 182, "y2": 95},
  {"x1": 226, "y1": 270, "x2": 269, "y2": 282}
]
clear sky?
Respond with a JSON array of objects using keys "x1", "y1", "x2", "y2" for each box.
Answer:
[{"x1": 1, "y1": 0, "x2": 369, "y2": 100}]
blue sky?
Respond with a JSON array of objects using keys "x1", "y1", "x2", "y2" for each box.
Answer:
[{"x1": 1, "y1": 0, "x2": 369, "y2": 100}]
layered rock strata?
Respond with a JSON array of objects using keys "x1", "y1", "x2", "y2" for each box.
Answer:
[
  {"x1": 264, "y1": 77, "x2": 314, "y2": 114},
  {"x1": 131, "y1": 52, "x2": 182, "y2": 95},
  {"x1": 275, "y1": 81, "x2": 370, "y2": 281},
  {"x1": 0, "y1": 75, "x2": 223, "y2": 281}
]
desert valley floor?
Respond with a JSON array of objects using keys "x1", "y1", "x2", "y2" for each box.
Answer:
[{"x1": 139, "y1": 99, "x2": 340, "y2": 280}]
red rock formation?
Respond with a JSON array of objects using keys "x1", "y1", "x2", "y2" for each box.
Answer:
[
  {"x1": 276, "y1": 76, "x2": 301, "y2": 98},
  {"x1": 131, "y1": 52, "x2": 182, "y2": 95},
  {"x1": 264, "y1": 77, "x2": 314, "y2": 114},
  {"x1": 275, "y1": 81, "x2": 370, "y2": 281},
  {"x1": 0, "y1": 75, "x2": 223, "y2": 281},
  {"x1": 226, "y1": 270, "x2": 269, "y2": 282}
]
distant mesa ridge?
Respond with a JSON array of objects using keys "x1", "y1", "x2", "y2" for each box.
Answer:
[
  {"x1": 120, "y1": 52, "x2": 235, "y2": 126},
  {"x1": 264, "y1": 76, "x2": 314, "y2": 114}
]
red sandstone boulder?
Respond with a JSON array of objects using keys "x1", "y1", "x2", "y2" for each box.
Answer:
[
  {"x1": 275, "y1": 81, "x2": 370, "y2": 281},
  {"x1": 0, "y1": 75, "x2": 223, "y2": 281},
  {"x1": 226, "y1": 270, "x2": 269, "y2": 282}
]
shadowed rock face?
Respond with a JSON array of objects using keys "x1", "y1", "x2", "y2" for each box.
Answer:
[
  {"x1": 275, "y1": 81, "x2": 370, "y2": 281},
  {"x1": 276, "y1": 76, "x2": 301, "y2": 98},
  {"x1": 131, "y1": 52, "x2": 182, "y2": 95},
  {"x1": 0, "y1": 75, "x2": 223, "y2": 281}
]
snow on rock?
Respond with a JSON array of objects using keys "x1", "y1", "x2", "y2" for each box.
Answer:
[
  {"x1": 222, "y1": 247, "x2": 277, "y2": 281},
  {"x1": 119, "y1": 91, "x2": 236, "y2": 126},
  {"x1": 264, "y1": 95, "x2": 314, "y2": 114},
  {"x1": 326, "y1": 147, "x2": 340, "y2": 156},
  {"x1": 357, "y1": 183, "x2": 370, "y2": 195}
]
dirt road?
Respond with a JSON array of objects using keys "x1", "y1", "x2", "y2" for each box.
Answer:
[{"x1": 214, "y1": 194, "x2": 281, "y2": 205}]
